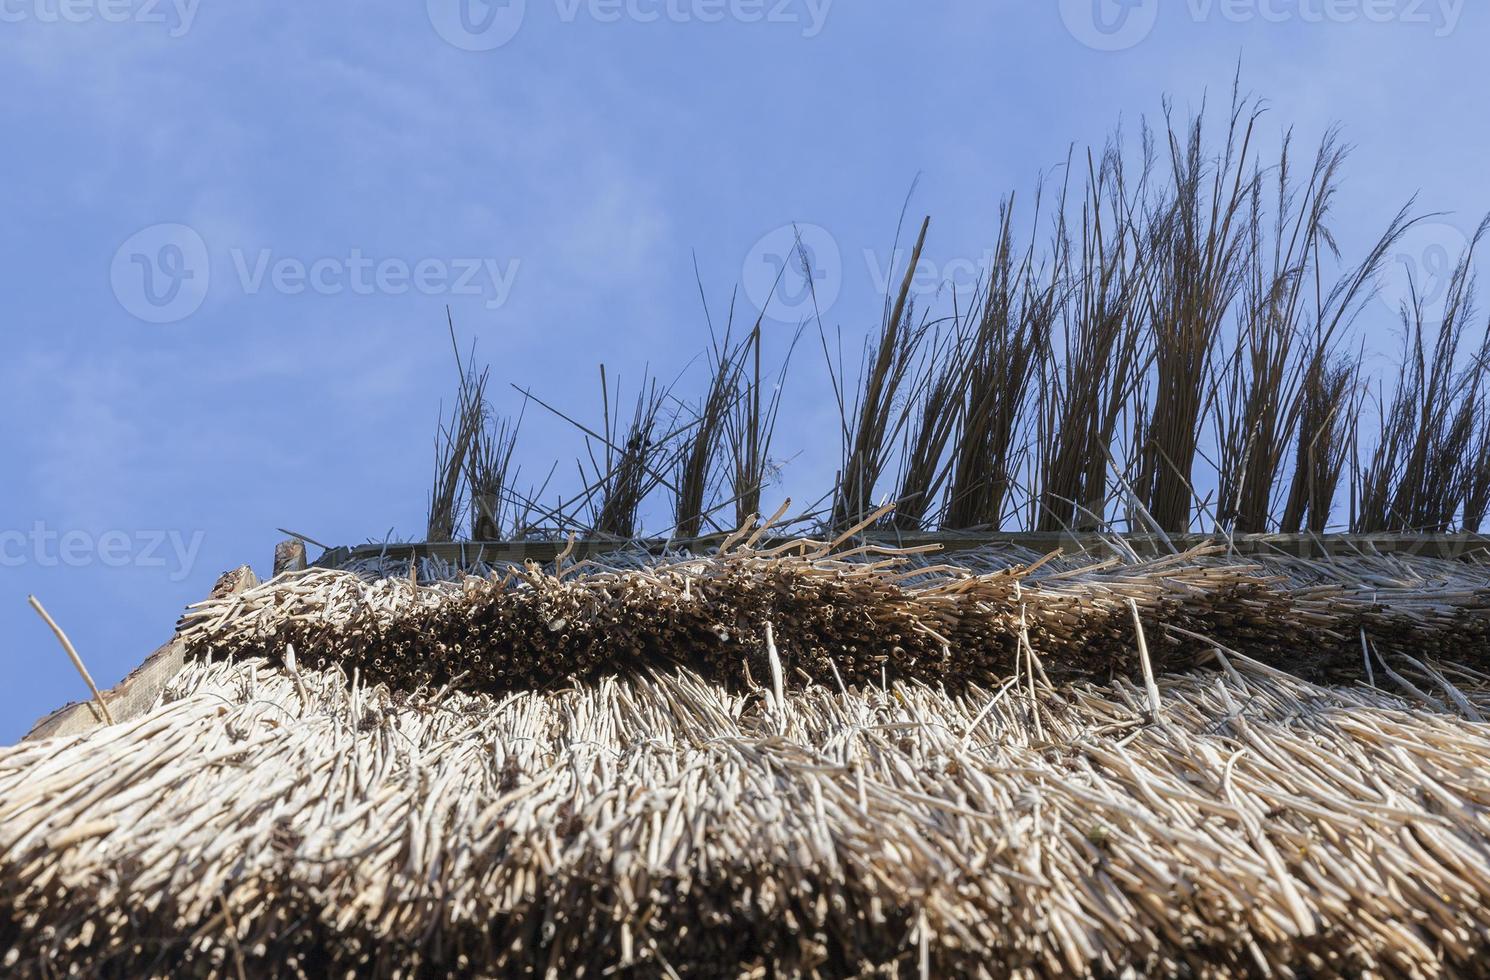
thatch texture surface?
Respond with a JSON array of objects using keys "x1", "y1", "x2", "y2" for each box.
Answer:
[
  {"x1": 4, "y1": 655, "x2": 1490, "y2": 977},
  {"x1": 10, "y1": 544, "x2": 1490, "y2": 977},
  {"x1": 176, "y1": 545, "x2": 1490, "y2": 695}
]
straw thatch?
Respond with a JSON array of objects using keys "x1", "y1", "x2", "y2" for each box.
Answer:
[
  {"x1": 174, "y1": 541, "x2": 1490, "y2": 696},
  {"x1": 8, "y1": 542, "x2": 1490, "y2": 978}
]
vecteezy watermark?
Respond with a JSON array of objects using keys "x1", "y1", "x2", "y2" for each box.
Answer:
[
  {"x1": 428, "y1": 0, "x2": 832, "y2": 50},
  {"x1": 426, "y1": 0, "x2": 527, "y2": 50},
  {"x1": 1059, "y1": 0, "x2": 1161, "y2": 51},
  {"x1": 1377, "y1": 219, "x2": 1472, "y2": 323},
  {"x1": 1186, "y1": 0, "x2": 1464, "y2": 34},
  {"x1": 744, "y1": 224, "x2": 1014, "y2": 324},
  {"x1": 110, "y1": 223, "x2": 522, "y2": 323},
  {"x1": 1, "y1": 523, "x2": 205, "y2": 582},
  {"x1": 1061, "y1": 0, "x2": 1464, "y2": 50},
  {"x1": 0, "y1": 0, "x2": 200, "y2": 36},
  {"x1": 742, "y1": 223, "x2": 842, "y2": 323},
  {"x1": 227, "y1": 250, "x2": 521, "y2": 310},
  {"x1": 110, "y1": 224, "x2": 211, "y2": 324},
  {"x1": 864, "y1": 247, "x2": 996, "y2": 305}
]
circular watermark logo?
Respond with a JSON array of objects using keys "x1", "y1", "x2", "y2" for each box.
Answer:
[
  {"x1": 427, "y1": 0, "x2": 527, "y2": 51},
  {"x1": 1378, "y1": 220, "x2": 1471, "y2": 323},
  {"x1": 742, "y1": 223, "x2": 841, "y2": 323},
  {"x1": 110, "y1": 223, "x2": 210, "y2": 324},
  {"x1": 1059, "y1": 0, "x2": 1159, "y2": 51}
]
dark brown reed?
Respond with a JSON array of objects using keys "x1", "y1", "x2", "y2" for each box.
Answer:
[
  {"x1": 1278, "y1": 355, "x2": 1358, "y2": 534},
  {"x1": 1450, "y1": 301, "x2": 1490, "y2": 531},
  {"x1": 1356, "y1": 218, "x2": 1490, "y2": 532},
  {"x1": 1214, "y1": 132, "x2": 1342, "y2": 532},
  {"x1": 1135, "y1": 90, "x2": 1260, "y2": 532},
  {"x1": 830, "y1": 215, "x2": 932, "y2": 531},
  {"x1": 673, "y1": 309, "x2": 740, "y2": 540},
  {"x1": 722, "y1": 318, "x2": 799, "y2": 530},
  {"x1": 891, "y1": 317, "x2": 970, "y2": 530},
  {"x1": 1464, "y1": 387, "x2": 1490, "y2": 533},
  {"x1": 423, "y1": 91, "x2": 1490, "y2": 543},
  {"x1": 467, "y1": 401, "x2": 521, "y2": 540},
  {"x1": 427, "y1": 366, "x2": 487, "y2": 543},
  {"x1": 1214, "y1": 135, "x2": 1415, "y2": 533},
  {"x1": 1037, "y1": 143, "x2": 1155, "y2": 532},
  {"x1": 941, "y1": 195, "x2": 1060, "y2": 530},
  {"x1": 590, "y1": 369, "x2": 670, "y2": 540}
]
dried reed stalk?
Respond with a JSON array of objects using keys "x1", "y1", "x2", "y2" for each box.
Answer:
[
  {"x1": 1136, "y1": 90, "x2": 1259, "y2": 532},
  {"x1": 942, "y1": 197, "x2": 1058, "y2": 530},
  {"x1": 1357, "y1": 218, "x2": 1490, "y2": 532},
  {"x1": 673, "y1": 325, "x2": 739, "y2": 540},
  {"x1": 425, "y1": 93, "x2": 1489, "y2": 543},
  {"x1": 831, "y1": 216, "x2": 932, "y2": 531},
  {"x1": 427, "y1": 365, "x2": 487, "y2": 542},
  {"x1": 1279, "y1": 356, "x2": 1358, "y2": 534},
  {"x1": 892, "y1": 320, "x2": 969, "y2": 530},
  {"x1": 591, "y1": 369, "x2": 670, "y2": 540},
  {"x1": 468, "y1": 409, "x2": 519, "y2": 540},
  {"x1": 723, "y1": 320, "x2": 799, "y2": 532},
  {"x1": 1037, "y1": 144, "x2": 1155, "y2": 533}
]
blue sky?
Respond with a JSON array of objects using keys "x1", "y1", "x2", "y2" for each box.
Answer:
[{"x1": 2, "y1": 0, "x2": 1486, "y2": 741}]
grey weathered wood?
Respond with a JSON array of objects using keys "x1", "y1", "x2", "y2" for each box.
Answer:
[
  {"x1": 24, "y1": 637, "x2": 187, "y2": 742},
  {"x1": 210, "y1": 564, "x2": 259, "y2": 598},
  {"x1": 274, "y1": 538, "x2": 308, "y2": 576},
  {"x1": 22, "y1": 564, "x2": 260, "y2": 744},
  {"x1": 317, "y1": 532, "x2": 1490, "y2": 569}
]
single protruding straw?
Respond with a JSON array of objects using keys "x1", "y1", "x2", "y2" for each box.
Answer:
[
  {"x1": 1127, "y1": 597, "x2": 1162, "y2": 725},
  {"x1": 28, "y1": 595, "x2": 115, "y2": 726}
]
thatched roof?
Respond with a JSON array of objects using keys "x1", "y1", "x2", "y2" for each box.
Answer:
[
  {"x1": 7, "y1": 541, "x2": 1490, "y2": 977},
  {"x1": 178, "y1": 540, "x2": 1490, "y2": 693}
]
